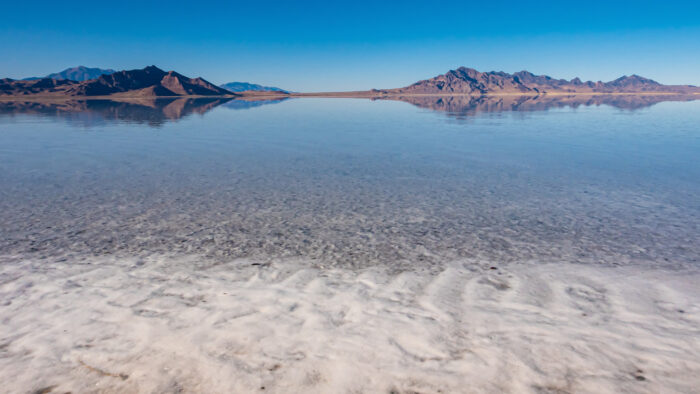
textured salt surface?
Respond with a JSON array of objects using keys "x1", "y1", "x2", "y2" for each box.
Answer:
[{"x1": 1, "y1": 254, "x2": 699, "y2": 393}]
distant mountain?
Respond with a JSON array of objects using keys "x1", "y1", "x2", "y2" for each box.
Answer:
[
  {"x1": 384, "y1": 67, "x2": 700, "y2": 95},
  {"x1": 1, "y1": 66, "x2": 234, "y2": 97},
  {"x1": 4, "y1": 65, "x2": 699, "y2": 98},
  {"x1": 70, "y1": 66, "x2": 234, "y2": 96},
  {"x1": 220, "y1": 82, "x2": 287, "y2": 93},
  {"x1": 23, "y1": 66, "x2": 116, "y2": 81}
]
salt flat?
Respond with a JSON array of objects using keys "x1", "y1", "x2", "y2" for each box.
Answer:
[{"x1": 1, "y1": 254, "x2": 698, "y2": 393}]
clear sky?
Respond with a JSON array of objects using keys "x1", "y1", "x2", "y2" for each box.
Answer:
[{"x1": 2, "y1": 0, "x2": 699, "y2": 92}]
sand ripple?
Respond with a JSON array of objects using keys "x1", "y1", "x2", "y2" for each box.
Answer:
[{"x1": 1, "y1": 254, "x2": 698, "y2": 393}]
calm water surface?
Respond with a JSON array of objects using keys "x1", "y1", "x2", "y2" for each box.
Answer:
[{"x1": 1, "y1": 97, "x2": 698, "y2": 269}]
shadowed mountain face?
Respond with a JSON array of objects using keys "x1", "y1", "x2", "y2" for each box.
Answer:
[
  {"x1": 22, "y1": 66, "x2": 116, "y2": 81},
  {"x1": 0, "y1": 78, "x2": 80, "y2": 95},
  {"x1": 384, "y1": 94, "x2": 700, "y2": 119},
  {"x1": 1, "y1": 66, "x2": 234, "y2": 97},
  {"x1": 388, "y1": 67, "x2": 700, "y2": 95},
  {"x1": 68, "y1": 66, "x2": 233, "y2": 97},
  {"x1": 220, "y1": 82, "x2": 287, "y2": 93}
]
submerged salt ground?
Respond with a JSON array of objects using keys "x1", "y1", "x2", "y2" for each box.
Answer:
[
  {"x1": 0, "y1": 97, "x2": 699, "y2": 392},
  {"x1": 1, "y1": 98, "x2": 698, "y2": 270}
]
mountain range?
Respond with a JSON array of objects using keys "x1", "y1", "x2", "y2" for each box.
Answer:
[
  {"x1": 219, "y1": 82, "x2": 287, "y2": 93},
  {"x1": 2, "y1": 95, "x2": 692, "y2": 129},
  {"x1": 22, "y1": 66, "x2": 116, "y2": 81},
  {"x1": 1, "y1": 66, "x2": 233, "y2": 97},
  {"x1": 2, "y1": 65, "x2": 699, "y2": 98},
  {"x1": 11, "y1": 66, "x2": 288, "y2": 95},
  {"x1": 380, "y1": 67, "x2": 699, "y2": 95}
]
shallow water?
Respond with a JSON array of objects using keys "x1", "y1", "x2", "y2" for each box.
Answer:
[
  {"x1": 1, "y1": 97, "x2": 698, "y2": 269},
  {"x1": 1, "y1": 96, "x2": 700, "y2": 393}
]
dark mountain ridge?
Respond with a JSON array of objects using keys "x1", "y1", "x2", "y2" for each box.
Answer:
[
  {"x1": 1, "y1": 66, "x2": 234, "y2": 97},
  {"x1": 386, "y1": 67, "x2": 699, "y2": 95},
  {"x1": 3, "y1": 65, "x2": 699, "y2": 98},
  {"x1": 68, "y1": 66, "x2": 233, "y2": 96}
]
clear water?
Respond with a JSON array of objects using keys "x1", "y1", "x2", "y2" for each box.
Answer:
[{"x1": 1, "y1": 97, "x2": 699, "y2": 270}]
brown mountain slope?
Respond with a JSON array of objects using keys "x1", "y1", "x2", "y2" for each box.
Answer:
[
  {"x1": 0, "y1": 66, "x2": 235, "y2": 97},
  {"x1": 384, "y1": 67, "x2": 700, "y2": 95},
  {"x1": 68, "y1": 66, "x2": 234, "y2": 96},
  {"x1": 0, "y1": 78, "x2": 80, "y2": 96}
]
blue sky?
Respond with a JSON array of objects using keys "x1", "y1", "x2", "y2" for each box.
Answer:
[{"x1": 2, "y1": 0, "x2": 700, "y2": 91}]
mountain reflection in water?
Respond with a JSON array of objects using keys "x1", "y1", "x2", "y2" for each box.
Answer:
[
  {"x1": 0, "y1": 94, "x2": 697, "y2": 127},
  {"x1": 384, "y1": 94, "x2": 699, "y2": 120},
  {"x1": 0, "y1": 97, "x2": 288, "y2": 127}
]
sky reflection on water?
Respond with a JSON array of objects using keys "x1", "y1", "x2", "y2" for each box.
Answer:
[{"x1": 0, "y1": 96, "x2": 698, "y2": 269}]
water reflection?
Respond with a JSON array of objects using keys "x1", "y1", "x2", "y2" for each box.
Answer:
[
  {"x1": 1, "y1": 95, "x2": 697, "y2": 127},
  {"x1": 384, "y1": 94, "x2": 700, "y2": 120},
  {"x1": 0, "y1": 96, "x2": 698, "y2": 269},
  {"x1": 222, "y1": 98, "x2": 288, "y2": 110},
  {"x1": 0, "y1": 97, "x2": 287, "y2": 127}
]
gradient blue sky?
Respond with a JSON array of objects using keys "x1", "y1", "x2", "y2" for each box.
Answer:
[{"x1": 2, "y1": 0, "x2": 699, "y2": 91}]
